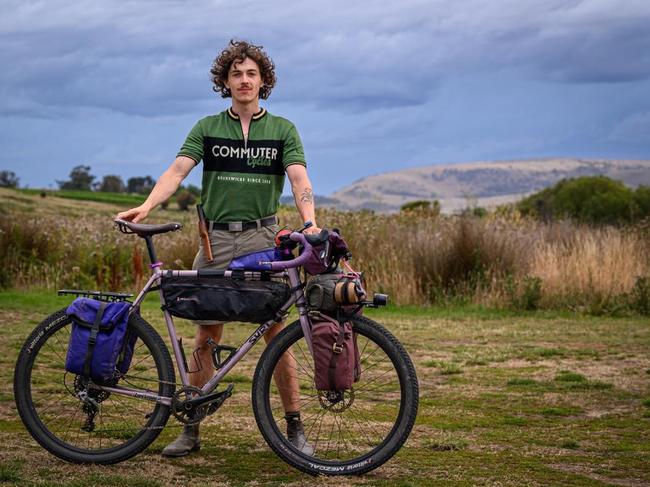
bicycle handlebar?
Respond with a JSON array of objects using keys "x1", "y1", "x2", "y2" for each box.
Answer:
[{"x1": 269, "y1": 232, "x2": 312, "y2": 271}]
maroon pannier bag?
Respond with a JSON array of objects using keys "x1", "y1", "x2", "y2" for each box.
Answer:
[{"x1": 311, "y1": 312, "x2": 361, "y2": 390}]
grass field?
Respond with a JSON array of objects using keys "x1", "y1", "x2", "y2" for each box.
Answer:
[
  {"x1": 18, "y1": 189, "x2": 148, "y2": 207},
  {"x1": 1, "y1": 291, "x2": 649, "y2": 486}
]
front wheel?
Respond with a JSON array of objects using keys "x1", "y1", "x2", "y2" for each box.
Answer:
[
  {"x1": 14, "y1": 308, "x2": 175, "y2": 464},
  {"x1": 252, "y1": 315, "x2": 419, "y2": 476}
]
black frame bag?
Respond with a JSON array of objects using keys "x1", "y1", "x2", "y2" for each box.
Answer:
[{"x1": 161, "y1": 276, "x2": 290, "y2": 323}]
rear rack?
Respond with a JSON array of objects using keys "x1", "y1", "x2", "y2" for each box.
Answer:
[{"x1": 58, "y1": 289, "x2": 134, "y2": 302}]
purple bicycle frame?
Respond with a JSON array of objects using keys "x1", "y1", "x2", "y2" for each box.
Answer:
[{"x1": 99, "y1": 231, "x2": 317, "y2": 407}]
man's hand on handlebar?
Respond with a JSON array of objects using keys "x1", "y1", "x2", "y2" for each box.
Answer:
[
  {"x1": 304, "y1": 225, "x2": 321, "y2": 235},
  {"x1": 116, "y1": 204, "x2": 151, "y2": 223}
]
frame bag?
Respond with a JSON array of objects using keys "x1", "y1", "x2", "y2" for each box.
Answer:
[
  {"x1": 65, "y1": 298, "x2": 136, "y2": 383},
  {"x1": 311, "y1": 312, "x2": 361, "y2": 391},
  {"x1": 161, "y1": 276, "x2": 290, "y2": 323}
]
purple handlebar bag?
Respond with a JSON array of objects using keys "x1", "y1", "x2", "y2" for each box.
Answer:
[
  {"x1": 302, "y1": 231, "x2": 350, "y2": 275},
  {"x1": 65, "y1": 298, "x2": 136, "y2": 383}
]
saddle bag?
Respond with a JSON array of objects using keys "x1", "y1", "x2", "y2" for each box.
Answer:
[
  {"x1": 65, "y1": 298, "x2": 136, "y2": 383},
  {"x1": 311, "y1": 312, "x2": 361, "y2": 391},
  {"x1": 161, "y1": 276, "x2": 290, "y2": 323}
]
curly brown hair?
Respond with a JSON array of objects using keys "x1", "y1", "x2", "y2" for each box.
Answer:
[{"x1": 210, "y1": 40, "x2": 276, "y2": 100}]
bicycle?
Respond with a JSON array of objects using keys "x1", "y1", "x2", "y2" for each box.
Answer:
[{"x1": 13, "y1": 219, "x2": 419, "y2": 476}]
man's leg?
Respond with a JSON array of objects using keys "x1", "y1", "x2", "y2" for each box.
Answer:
[
  {"x1": 263, "y1": 322, "x2": 299, "y2": 411},
  {"x1": 264, "y1": 322, "x2": 314, "y2": 455},
  {"x1": 162, "y1": 323, "x2": 223, "y2": 457}
]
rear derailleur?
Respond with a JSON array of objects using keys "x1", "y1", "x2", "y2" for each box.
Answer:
[{"x1": 73, "y1": 375, "x2": 110, "y2": 432}]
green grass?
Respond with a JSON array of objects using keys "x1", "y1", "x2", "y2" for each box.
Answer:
[
  {"x1": 2, "y1": 290, "x2": 650, "y2": 486},
  {"x1": 19, "y1": 188, "x2": 147, "y2": 206}
]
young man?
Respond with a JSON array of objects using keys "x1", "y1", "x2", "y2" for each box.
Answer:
[{"x1": 116, "y1": 40, "x2": 318, "y2": 457}]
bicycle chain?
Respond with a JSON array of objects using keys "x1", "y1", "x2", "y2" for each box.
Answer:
[{"x1": 117, "y1": 374, "x2": 213, "y2": 429}]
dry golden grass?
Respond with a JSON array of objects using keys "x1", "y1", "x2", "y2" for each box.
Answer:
[
  {"x1": 531, "y1": 226, "x2": 650, "y2": 307},
  {"x1": 1, "y1": 188, "x2": 649, "y2": 313}
]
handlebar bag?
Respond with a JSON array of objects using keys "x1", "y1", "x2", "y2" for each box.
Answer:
[
  {"x1": 311, "y1": 312, "x2": 361, "y2": 390},
  {"x1": 301, "y1": 230, "x2": 351, "y2": 275},
  {"x1": 65, "y1": 298, "x2": 136, "y2": 383},
  {"x1": 161, "y1": 276, "x2": 290, "y2": 323},
  {"x1": 228, "y1": 247, "x2": 283, "y2": 271}
]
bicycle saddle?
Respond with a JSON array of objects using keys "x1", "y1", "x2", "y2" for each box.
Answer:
[{"x1": 115, "y1": 219, "x2": 183, "y2": 237}]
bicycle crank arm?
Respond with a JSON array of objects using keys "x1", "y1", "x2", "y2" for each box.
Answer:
[{"x1": 185, "y1": 383, "x2": 234, "y2": 410}]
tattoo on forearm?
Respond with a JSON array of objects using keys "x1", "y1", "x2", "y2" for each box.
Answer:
[{"x1": 300, "y1": 187, "x2": 314, "y2": 204}]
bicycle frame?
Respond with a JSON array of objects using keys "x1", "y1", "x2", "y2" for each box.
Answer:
[{"x1": 99, "y1": 265, "x2": 314, "y2": 407}]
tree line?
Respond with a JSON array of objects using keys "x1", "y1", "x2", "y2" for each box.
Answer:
[
  {"x1": 400, "y1": 175, "x2": 650, "y2": 226},
  {"x1": 0, "y1": 165, "x2": 201, "y2": 210}
]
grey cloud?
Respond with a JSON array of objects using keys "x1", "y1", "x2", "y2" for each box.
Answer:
[{"x1": 1, "y1": 0, "x2": 649, "y2": 118}]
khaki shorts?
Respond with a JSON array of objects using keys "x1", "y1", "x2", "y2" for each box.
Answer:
[{"x1": 191, "y1": 223, "x2": 280, "y2": 326}]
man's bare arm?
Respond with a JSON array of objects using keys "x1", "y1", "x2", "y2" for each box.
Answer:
[
  {"x1": 286, "y1": 164, "x2": 319, "y2": 233},
  {"x1": 116, "y1": 156, "x2": 196, "y2": 223}
]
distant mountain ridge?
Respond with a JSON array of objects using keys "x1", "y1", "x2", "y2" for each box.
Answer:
[{"x1": 289, "y1": 159, "x2": 650, "y2": 212}]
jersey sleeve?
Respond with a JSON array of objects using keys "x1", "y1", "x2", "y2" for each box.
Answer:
[
  {"x1": 177, "y1": 119, "x2": 204, "y2": 164},
  {"x1": 283, "y1": 124, "x2": 306, "y2": 168}
]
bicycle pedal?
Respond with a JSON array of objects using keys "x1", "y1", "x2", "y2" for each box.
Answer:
[{"x1": 206, "y1": 383, "x2": 234, "y2": 416}]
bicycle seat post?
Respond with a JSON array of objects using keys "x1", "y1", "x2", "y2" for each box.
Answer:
[{"x1": 143, "y1": 235, "x2": 159, "y2": 267}]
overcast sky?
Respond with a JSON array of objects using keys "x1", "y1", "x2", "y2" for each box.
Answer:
[{"x1": 1, "y1": 0, "x2": 649, "y2": 194}]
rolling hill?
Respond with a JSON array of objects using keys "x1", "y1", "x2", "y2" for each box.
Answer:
[{"x1": 317, "y1": 158, "x2": 650, "y2": 212}]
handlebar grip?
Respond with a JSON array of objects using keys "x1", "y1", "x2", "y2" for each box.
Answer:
[{"x1": 270, "y1": 232, "x2": 312, "y2": 270}]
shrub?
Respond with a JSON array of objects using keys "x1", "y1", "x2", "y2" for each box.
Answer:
[
  {"x1": 518, "y1": 176, "x2": 639, "y2": 225},
  {"x1": 400, "y1": 200, "x2": 441, "y2": 218},
  {"x1": 57, "y1": 165, "x2": 95, "y2": 191},
  {"x1": 631, "y1": 276, "x2": 650, "y2": 316},
  {"x1": 99, "y1": 175, "x2": 126, "y2": 193},
  {"x1": 176, "y1": 190, "x2": 197, "y2": 211},
  {"x1": 506, "y1": 275, "x2": 542, "y2": 311},
  {"x1": 0, "y1": 170, "x2": 19, "y2": 188}
]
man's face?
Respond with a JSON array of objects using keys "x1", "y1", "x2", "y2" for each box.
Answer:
[{"x1": 225, "y1": 57, "x2": 263, "y2": 104}]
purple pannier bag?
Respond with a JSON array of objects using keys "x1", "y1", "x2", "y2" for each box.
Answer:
[
  {"x1": 65, "y1": 298, "x2": 136, "y2": 383},
  {"x1": 229, "y1": 248, "x2": 282, "y2": 271},
  {"x1": 311, "y1": 312, "x2": 361, "y2": 391}
]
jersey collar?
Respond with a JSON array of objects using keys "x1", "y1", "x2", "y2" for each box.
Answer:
[{"x1": 227, "y1": 107, "x2": 267, "y2": 121}]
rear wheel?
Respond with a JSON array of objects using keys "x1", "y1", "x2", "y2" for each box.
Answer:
[
  {"x1": 14, "y1": 308, "x2": 175, "y2": 464},
  {"x1": 252, "y1": 315, "x2": 419, "y2": 476}
]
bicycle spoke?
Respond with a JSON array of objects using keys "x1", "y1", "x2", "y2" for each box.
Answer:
[
  {"x1": 351, "y1": 367, "x2": 397, "y2": 394},
  {"x1": 261, "y1": 318, "x2": 414, "y2": 467}
]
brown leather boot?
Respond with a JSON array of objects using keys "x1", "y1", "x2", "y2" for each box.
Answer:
[
  {"x1": 286, "y1": 413, "x2": 314, "y2": 456},
  {"x1": 161, "y1": 424, "x2": 200, "y2": 457}
]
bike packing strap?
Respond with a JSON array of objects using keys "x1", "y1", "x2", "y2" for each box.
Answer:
[{"x1": 65, "y1": 298, "x2": 136, "y2": 383}]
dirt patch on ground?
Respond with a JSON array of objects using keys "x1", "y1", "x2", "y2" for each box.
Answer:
[{"x1": 550, "y1": 462, "x2": 648, "y2": 487}]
